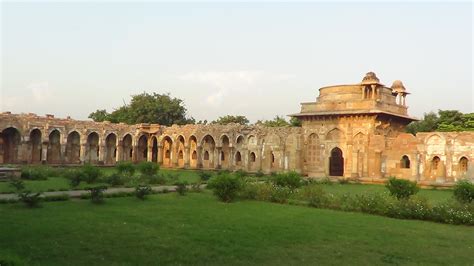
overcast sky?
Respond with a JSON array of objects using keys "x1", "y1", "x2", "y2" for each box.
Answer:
[{"x1": 1, "y1": 2, "x2": 473, "y2": 123}]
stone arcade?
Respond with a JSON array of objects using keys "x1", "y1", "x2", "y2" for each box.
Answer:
[{"x1": 1, "y1": 72, "x2": 472, "y2": 185}]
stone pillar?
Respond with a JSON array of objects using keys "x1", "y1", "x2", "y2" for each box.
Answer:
[
  {"x1": 228, "y1": 147, "x2": 234, "y2": 171},
  {"x1": 197, "y1": 146, "x2": 203, "y2": 168},
  {"x1": 216, "y1": 147, "x2": 222, "y2": 169},
  {"x1": 60, "y1": 143, "x2": 67, "y2": 164},
  {"x1": 116, "y1": 142, "x2": 123, "y2": 162},
  {"x1": 184, "y1": 145, "x2": 190, "y2": 169},
  {"x1": 371, "y1": 85, "x2": 376, "y2": 99},
  {"x1": 147, "y1": 143, "x2": 153, "y2": 162},
  {"x1": 157, "y1": 144, "x2": 163, "y2": 166},
  {"x1": 98, "y1": 145, "x2": 105, "y2": 165},
  {"x1": 80, "y1": 143, "x2": 87, "y2": 164}
]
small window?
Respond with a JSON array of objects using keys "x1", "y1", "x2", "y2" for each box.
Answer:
[
  {"x1": 191, "y1": 151, "x2": 197, "y2": 160},
  {"x1": 271, "y1": 153, "x2": 275, "y2": 163},
  {"x1": 459, "y1": 157, "x2": 469, "y2": 173},
  {"x1": 250, "y1": 152, "x2": 256, "y2": 162},
  {"x1": 400, "y1": 155, "x2": 410, "y2": 169},
  {"x1": 204, "y1": 151, "x2": 209, "y2": 160},
  {"x1": 221, "y1": 151, "x2": 225, "y2": 161},
  {"x1": 432, "y1": 156, "x2": 440, "y2": 170},
  {"x1": 235, "y1": 152, "x2": 242, "y2": 162}
]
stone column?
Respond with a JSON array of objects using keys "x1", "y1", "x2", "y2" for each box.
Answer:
[
  {"x1": 184, "y1": 145, "x2": 190, "y2": 169},
  {"x1": 147, "y1": 143, "x2": 153, "y2": 162},
  {"x1": 157, "y1": 144, "x2": 163, "y2": 166},
  {"x1": 80, "y1": 143, "x2": 87, "y2": 164},
  {"x1": 116, "y1": 142, "x2": 123, "y2": 162},
  {"x1": 228, "y1": 147, "x2": 234, "y2": 171},
  {"x1": 216, "y1": 147, "x2": 222, "y2": 169},
  {"x1": 98, "y1": 145, "x2": 106, "y2": 165},
  {"x1": 196, "y1": 146, "x2": 203, "y2": 169},
  {"x1": 41, "y1": 143, "x2": 48, "y2": 164}
]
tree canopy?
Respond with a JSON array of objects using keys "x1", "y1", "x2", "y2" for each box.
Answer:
[
  {"x1": 406, "y1": 110, "x2": 474, "y2": 134},
  {"x1": 211, "y1": 115, "x2": 249, "y2": 125},
  {"x1": 88, "y1": 92, "x2": 195, "y2": 126},
  {"x1": 255, "y1": 116, "x2": 302, "y2": 127}
]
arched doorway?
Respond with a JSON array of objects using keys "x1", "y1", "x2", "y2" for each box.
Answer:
[
  {"x1": 47, "y1": 130, "x2": 61, "y2": 164},
  {"x1": 30, "y1": 129, "x2": 42, "y2": 163},
  {"x1": 86, "y1": 132, "x2": 99, "y2": 164},
  {"x1": 329, "y1": 147, "x2": 344, "y2": 176},
  {"x1": 151, "y1": 137, "x2": 158, "y2": 163},
  {"x1": 122, "y1": 134, "x2": 133, "y2": 161},
  {"x1": 0, "y1": 127, "x2": 21, "y2": 164},
  {"x1": 162, "y1": 136, "x2": 173, "y2": 167},
  {"x1": 66, "y1": 131, "x2": 81, "y2": 164},
  {"x1": 105, "y1": 133, "x2": 117, "y2": 165},
  {"x1": 137, "y1": 135, "x2": 148, "y2": 162}
]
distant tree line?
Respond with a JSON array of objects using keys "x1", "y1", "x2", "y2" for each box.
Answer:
[
  {"x1": 406, "y1": 110, "x2": 474, "y2": 134},
  {"x1": 89, "y1": 93, "x2": 302, "y2": 127}
]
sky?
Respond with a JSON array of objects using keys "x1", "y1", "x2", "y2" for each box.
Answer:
[{"x1": 1, "y1": 1, "x2": 473, "y2": 123}]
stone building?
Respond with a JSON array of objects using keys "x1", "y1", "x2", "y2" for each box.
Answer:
[{"x1": 1, "y1": 72, "x2": 472, "y2": 185}]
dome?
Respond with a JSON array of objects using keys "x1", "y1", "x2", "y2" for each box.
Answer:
[
  {"x1": 360, "y1": 72, "x2": 380, "y2": 85},
  {"x1": 391, "y1": 80, "x2": 406, "y2": 91}
]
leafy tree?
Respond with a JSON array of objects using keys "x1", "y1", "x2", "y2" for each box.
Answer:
[
  {"x1": 212, "y1": 115, "x2": 249, "y2": 125},
  {"x1": 257, "y1": 116, "x2": 290, "y2": 127},
  {"x1": 406, "y1": 110, "x2": 474, "y2": 134},
  {"x1": 290, "y1": 117, "x2": 302, "y2": 127},
  {"x1": 406, "y1": 112, "x2": 439, "y2": 134},
  {"x1": 89, "y1": 92, "x2": 195, "y2": 126}
]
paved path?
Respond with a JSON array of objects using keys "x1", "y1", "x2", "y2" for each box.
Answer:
[{"x1": 0, "y1": 185, "x2": 192, "y2": 200}]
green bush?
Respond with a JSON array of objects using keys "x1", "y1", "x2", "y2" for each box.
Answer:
[
  {"x1": 255, "y1": 170, "x2": 265, "y2": 178},
  {"x1": 86, "y1": 186, "x2": 107, "y2": 204},
  {"x1": 298, "y1": 185, "x2": 329, "y2": 208},
  {"x1": 271, "y1": 171, "x2": 302, "y2": 189},
  {"x1": 191, "y1": 182, "x2": 202, "y2": 193},
  {"x1": 387, "y1": 197, "x2": 431, "y2": 220},
  {"x1": 20, "y1": 166, "x2": 49, "y2": 180},
  {"x1": 9, "y1": 179, "x2": 25, "y2": 191},
  {"x1": 105, "y1": 173, "x2": 125, "y2": 186},
  {"x1": 137, "y1": 161, "x2": 159, "y2": 176},
  {"x1": 65, "y1": 169, "x2": 84, "y2": 188},
  {"x1": 198, "y1": 171, "x2": 212, "y2": 181},
  {"x1": 18, "y1": 191, "x2": 42, "y2": 208},
  {"x1": 175, "y1": 181, "x2": 188, "y2": 196},
  {"x1": 208, "y1": 174, "x2": 242, "y2": 202},
  {"x1": 240, "y1": 182, "x2": 273, "y2": 201},
  {"x1": 135, "y1": 185, "x2": 152, "y2": 200},
  {"x1": 270, "y1": 185, "x2": 292, "y2": 204},
  {"x1": 148, "y1": 174, "x2": 167, "y2": 185},
  {"x1": 386, "y1": 177, "x2": 419, "y2": 200},
  {"x1": 453, "y1": 180, "x2": 474, "y2": 204},
  {"x1": 430, "y1": 201, "x2": 474, "y2": 225},
  {"x1": 116, "y1": 161, "x2": 136, "y2": 176},
  {"x1": 234, "y1": 169, "x2": 248, "y2": 179},
  {"x1": 81, "y1": 164, "x2": 101, "y2": 184}
]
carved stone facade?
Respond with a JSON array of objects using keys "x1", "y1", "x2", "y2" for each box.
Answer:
[{"x1": 1, "y1": 72, "x2": 472, "y2": 185}]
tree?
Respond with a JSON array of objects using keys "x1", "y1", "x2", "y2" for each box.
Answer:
[
  {"x1": 88, "y1": 92, "x2": 195, "y2": 126},
  {"x1": 212, "y1": 115, "x2": 249, "y2": 125},
  {"x1": 258, "y1": 116, "x2": 290, "y2": 127},
  {"x1": 289, "y1": 117, "x2": 302, "y2": 127},
  {"x1": 406, "y1": 110, "x2": 474, "y2": 134}
]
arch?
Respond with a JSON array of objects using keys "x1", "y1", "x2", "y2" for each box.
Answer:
[
  {"x1": 47, "y1": 129, "x2": 61, "y2": 164},
  {"x1": 326, "y1": 128, "x2": 345, "y2": 141},
  {"x1": 248, "y1": 135, "x2": 257, "y2": 146},
  {"x1": 86, "y1": 132, "x2": 100, "y2": 164},
  {"x1": 220, "y1": 135, "x2": 230, "y2": 169},
  {"x1": 235, "y1": 151, "x2": 242, "y2": 166},
  {"x1": 189, "y1": 135, "x2": 198, "y2": 168},
  {"x1": 329, "y1": 147, "x2": 344, "y2": 176},
  {"x1": 459, "y1": 157, "x2": 469, "y2": 177},
  {"x1": 105, "y1": 133, "x2": 117, "y2": 165},
  {"x1": 249, "y1": 151, "x2": 257, "y2": 171},
  {"x1": 432, "y1": 156, "x2": 441, "y2": 171},
  {"x1": 162, "y1": 135, "x2": 173, "y2": 167},
  {"x1": 66, "y1": 131, "x2": 81, "y2": 164},
  {"x1": 201, "y1": 135, "x2": 215, "y2": 169},
  {"x1": 30, "y1": 128, "x2": 42, "y2": 163},
  {"x1": 122, "y1": 134, "x2": 133, "y2": 161},
  {"x1": 235, "y1": 135, "x2": 245, "y2": 147},
  {"x1": 0, "y1": 127, "x2": 21, "y2": 163},
  {"x1": 137, "y1": 135, "x2": 148, "y2": 162},
  {"x1": 176, "y1": 135, "x2": 185, "y2": 168},
  {"x1": 400, "y1": 155, "x2": 410, "y2": 169}
]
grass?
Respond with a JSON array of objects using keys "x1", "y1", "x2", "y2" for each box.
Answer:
[{"x1": 0, "y1": 192, "x2": 472, "y2": 265}]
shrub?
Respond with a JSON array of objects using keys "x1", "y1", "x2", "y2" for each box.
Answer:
[
  {"x1": 234, "y1": 169, "x2": 248, "y2": 179},
  {"x1": 430, "y1": 200, "x2": 474, "y2": 225},
  {"x1": 86, "y1": 186, "x2": 107, "y2": 204},
  {"x1": 135, "y1": 185, "x2": 152, "y2": 200},
  {"x1": 137, "y1": 161, "x2": 159, "y2": 176},
  {"x1": 175, "y1": 181, "x2": 188, "y2": 196},
  {"x1": 298, "y1": 185, "x2": 329, "y2": 208},
  {"x1": 148, "y1": 174, "x2": 167, "y2": 185},
  {"x1": 191, "y1": 182, "x2": 202, "y2": 193},
  {"x1": 453, "y1": 180, "x2": 474, "y2": 204},
  {"x1": 43, "y1": 194, "x2": 70, "y2": 202},
  {"x1": 105, "y1": 173, "x2": 125, "y2": 186},
  {"x1": 9, "y1": 179, "x2": 25, "y2": 191},
  {"x1": 338, "y1": 178, "x2": 350, "y2": 185},
  {"x1": 166, "y1": 172, "x2": 180, "y2": 183},
  {"x1": 20, "y1": 166, "x2": 49, "y2": 180},
  {"x1": 65, "y1": 169, "x2": 84, "y2": 188},
  {"x1": 198, "y1": 171, "x2": 212, "y2": 181},
  {"x1": 116, "y1": 161, "x2": 136, "y2": 176},
  {"x1": 18, "y1": 191, "x2": 42, "y2": 208},
  {"x1": 270, "y1": 185, "x2": 292, "y2": 204},
  {"x1": 208, "y1": 174, "x2": 242, "y2": 202},
  {"x1": 81, "y1": 164, "x2": 101, "y2": 184},
  {"x1": 240, "y1": 182, "x2": 273, "y2": 201},
  {"x1": 385, "y1": 177, "x2": 419, "y2": 200},
  {"x1": 271, "y1": 171, "x2": 302, "y2": 189},
  {"x1": 255, "y1": 170, "x2": 265, "y2": 178},
  {"x1": 387, "y1": 197, "x2": 431, "y2": 220}
]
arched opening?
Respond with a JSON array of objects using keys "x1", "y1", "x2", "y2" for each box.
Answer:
[
  {"x1": 201, "y1": 135, "x2": 215, "y2": 169},
  {"x1": 235, "y1": 151, "x2": 242, "y2": 166},
  {"x1": 221, "y1": 151, "x2": 225, "y2": 161},
  {"x1": 249, "y1": 152, "x2": 256, "y2": 171},
  {"x1": 30, "y1": 129, "x2": 42, "y2": 163},
  {"x1": 192, "y1": 151, "x2": 197, "y2": 159},
  {"x1": 329, "y1": 147, "x2": 344, "y2": 176},
  {"x1": 66, "y1": 131, "x2": 81, "y2": 164},
  {"x1": 220, "y1": 135, "x2": 230, "y2": 169},
  {"x1": 105, "y1": 133, "x2": 117, "y2": 165},
  {"x1": 47, "y1": 130, "x2": 61, "y2": 164},
  {"x1": 177, "y1": 136, "x2": 185, "y2": 168},
  {"x1": 400, "y1": 155, "x2": 410, "y2": 169},
  {"x1": 459, "y1": 157, "x2": 469, "y2": 177},
  {"x1": 86, "y1": 132, "x2": 99, "y2": 164},
  {"x1": 162, "y1": 136, "x2": 173, "y2": 167},
  {"x1": 432, "y1": 156, "x2": 440, "y2": 171},
  {"x1": 151, "y1": 137, "x2": 158, "y2": 163},
  {"x1": 137, "y1": 135, "x2": 148, "y2": 162},
  {"x1": 0, "y1": 127, "x2": 21, "y2": 164},
  {"x1": 122, "y1": 134, "x2": 133, "y2": 161},
  {"x1": 250, "y1": 152, "x2": 256, "y2": 162}
]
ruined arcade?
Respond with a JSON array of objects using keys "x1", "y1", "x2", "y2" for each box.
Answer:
[{"x1": 1, "y1": 72, "x2": 472, "y2": 185}]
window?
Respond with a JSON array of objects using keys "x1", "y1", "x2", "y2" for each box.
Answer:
[
  {"x1": 250, "y1": 152, "x2": 256, "y2": 162},
  {"x1": 221, "y1": 151, "x2": 225, "y2": 161},
  {"x1": 235, "y1": 152, "x2": 242, "y2": 165},
  {"x1": 204, "y1": 151, "x2": 209, "y2": 160},
  {"x1": 400, "y1": 155, "x2": 410, "y2": 169},
  {"x1": 459, "y1": 157, "x2": 469, "y2": 173},
  {"x1": 432, "y1": 156, "x2": 440, "y2": 170},
  {"x1": 271, "y1": 153, "x2": 275, "y2": 163},
  {"x1": 191, "y1": 151, "x2": 197, "y2": 160}
]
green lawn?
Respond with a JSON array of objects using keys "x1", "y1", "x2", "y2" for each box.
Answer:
[
  {"x1": 1, "y1": 192, "x2": 473, "y2": 265},
  {"x1": 0, "y1": 168, "x2": 203, "y2": 193}
]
